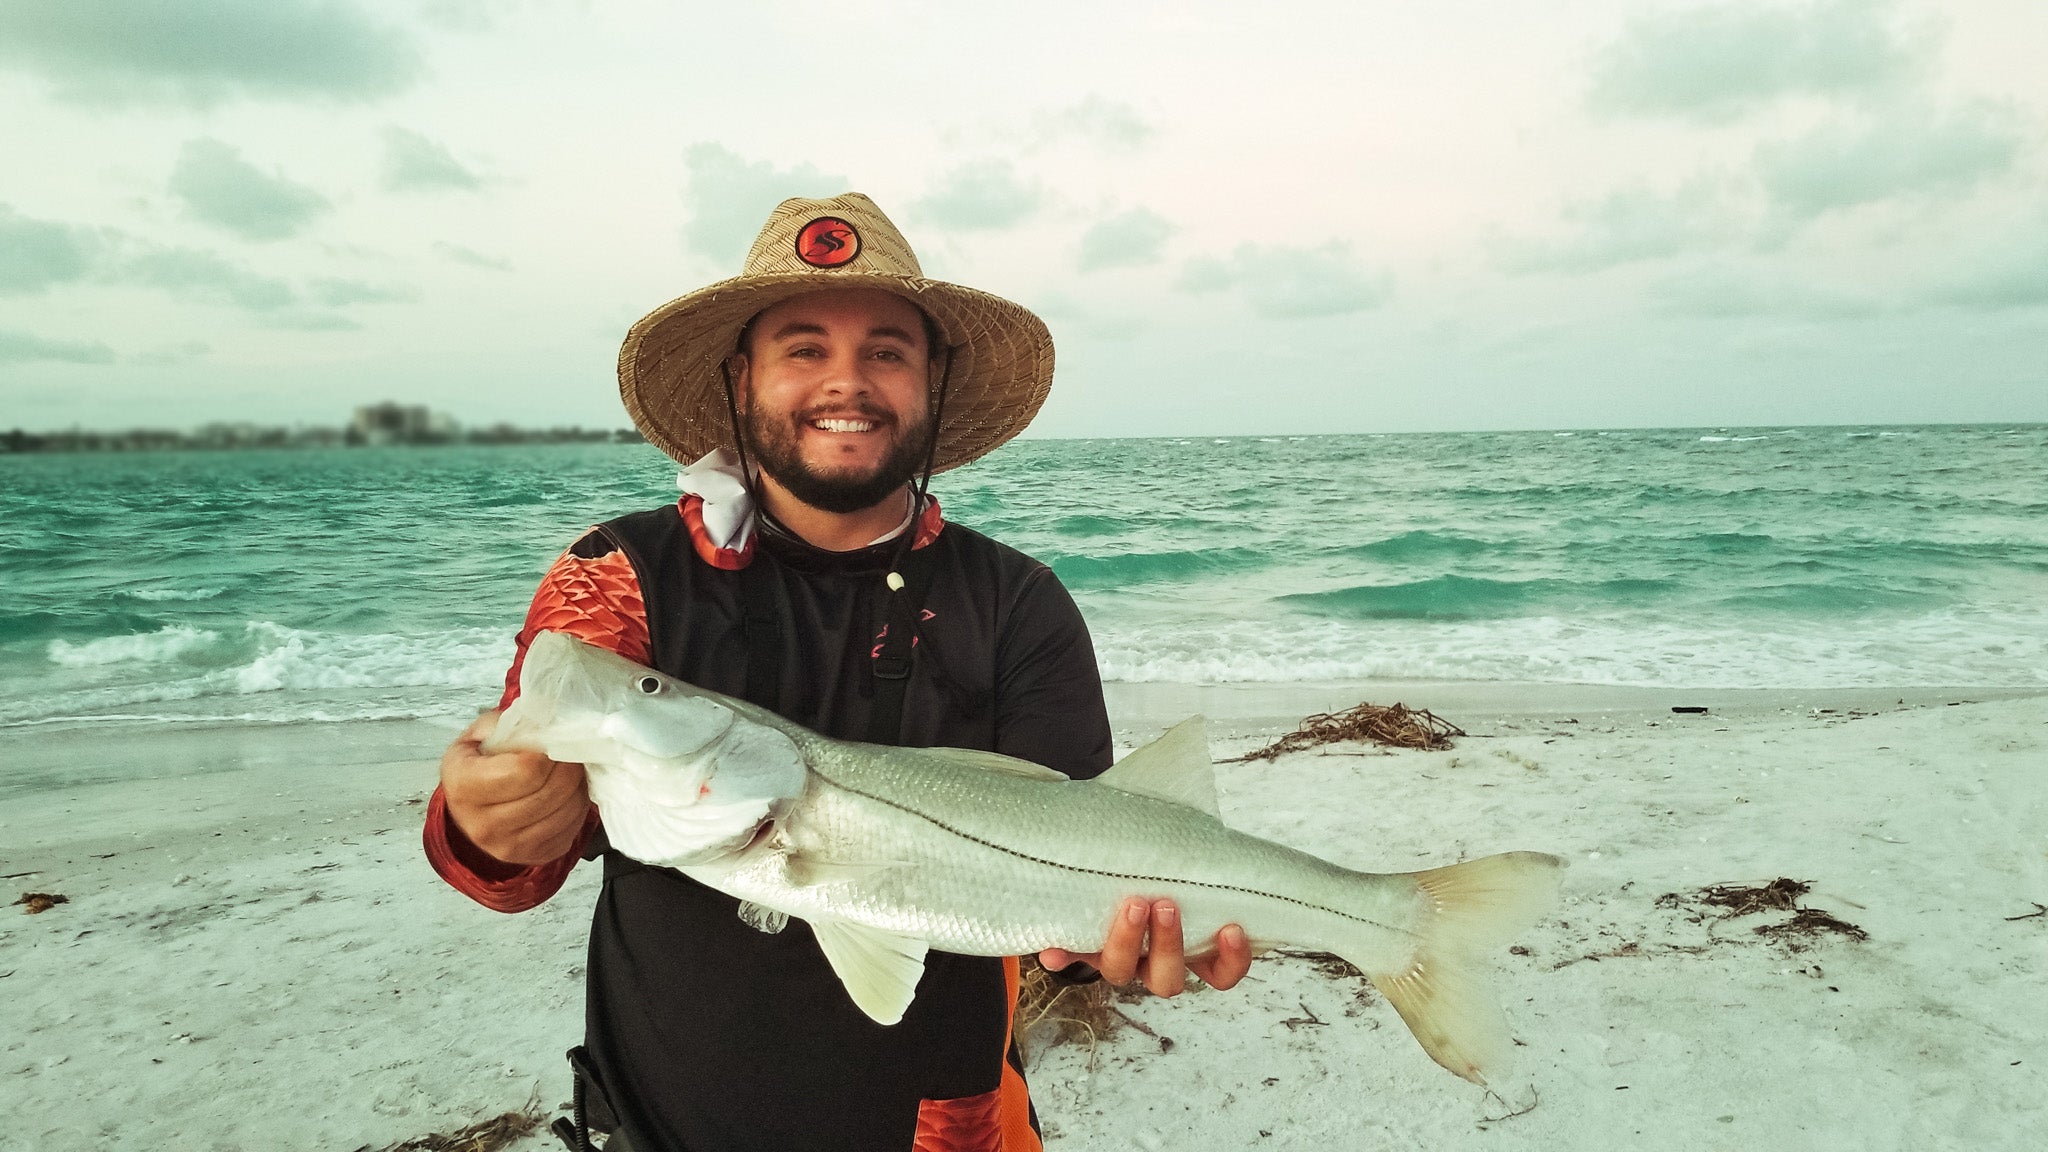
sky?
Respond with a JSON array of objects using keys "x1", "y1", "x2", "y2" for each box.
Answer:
[{"x1": 2, "y1": 0, "x2": 2046, "y2": 437}]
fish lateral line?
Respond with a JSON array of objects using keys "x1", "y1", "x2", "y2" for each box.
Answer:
[{"x1": 804, "y1": 765, "x2": 1406, "y2": 935}]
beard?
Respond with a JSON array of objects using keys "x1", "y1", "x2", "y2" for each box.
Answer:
[{"x1": 742, "y1": 399, "x2": 934, "y2": 515}]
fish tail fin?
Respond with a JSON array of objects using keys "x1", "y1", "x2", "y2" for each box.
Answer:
[{"x1": 1346, "y1": 851, "x2": 1564, "y2": 1086}]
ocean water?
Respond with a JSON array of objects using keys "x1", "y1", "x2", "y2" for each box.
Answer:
[{"x1": 2, "y1": 425, "x2": 2044, "y2": 733}]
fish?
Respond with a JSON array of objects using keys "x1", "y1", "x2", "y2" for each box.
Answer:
[{"x1": 484, "y1": 629, "x2": 1565, "y2": 1085}]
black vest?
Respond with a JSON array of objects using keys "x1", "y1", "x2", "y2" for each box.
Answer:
[{"x1": 576, "y1": 506, "x2": 1112, "y2": 1152}]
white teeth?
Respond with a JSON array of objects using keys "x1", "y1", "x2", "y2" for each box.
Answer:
[{"x1": 813, "y1": 419, "x2": 875, "y2": 433}]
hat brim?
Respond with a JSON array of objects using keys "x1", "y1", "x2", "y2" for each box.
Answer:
[{"x1": 619, "y1": 272, "x2": 1053, "y2": 473}]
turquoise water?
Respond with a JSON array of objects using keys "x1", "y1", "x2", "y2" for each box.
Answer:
[{"x1": 2, "y1": 425, "x2": 2045, "y2": 730}]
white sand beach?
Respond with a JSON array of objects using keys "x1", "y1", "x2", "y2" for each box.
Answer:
[{"x1": 5, "y1": 686, "x2": 2045, "y2": 1151}]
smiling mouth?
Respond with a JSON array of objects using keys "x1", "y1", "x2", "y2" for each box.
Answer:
[{"x1": 811, "y1": 418, "x2": 877, "y2": 433}]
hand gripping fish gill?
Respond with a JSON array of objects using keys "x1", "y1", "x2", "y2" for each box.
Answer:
[{"x1": 484, "y1": 630, "x2": 1565, "y2": 1086}]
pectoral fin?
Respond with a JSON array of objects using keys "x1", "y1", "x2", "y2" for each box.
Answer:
[
  {"x1": 810, "y1": 919, "x2": 929, "y2": 1025},
  {"x1": 737, "y1": 901, "x2": 787, "y2": 934}
]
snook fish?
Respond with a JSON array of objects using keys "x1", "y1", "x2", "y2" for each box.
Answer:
[{"x1": 484, "y1": 630, "x2": 1564, "y2": 1085}]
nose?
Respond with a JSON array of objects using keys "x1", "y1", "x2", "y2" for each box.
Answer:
[
  {"x1": 816, "y1": 349, "x2": 876, "y2": 399},
  {"x1": 815, "y1": 348, "x2": 872, "y2": 397}
]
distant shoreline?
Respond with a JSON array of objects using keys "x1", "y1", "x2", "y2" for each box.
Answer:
[
  {"x1": 0, "y1": 425, "x2": 645, "y2": 455},
  {"x1": 8, "y1": 420, "x2": 2044, "y2": 456}
]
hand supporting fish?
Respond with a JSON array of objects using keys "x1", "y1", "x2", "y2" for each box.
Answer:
[{"x1": 479, "y1": 630, "x2": 1565, "y2": 1086}]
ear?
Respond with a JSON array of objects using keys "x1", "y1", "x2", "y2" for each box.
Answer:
[{"x1": 726, "y1": 353, "x2": 751, "y2": 409}]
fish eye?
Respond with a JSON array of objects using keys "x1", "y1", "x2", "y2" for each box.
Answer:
[{"x1": 636, "y1": 676, "x2": 663, "y2": 695}]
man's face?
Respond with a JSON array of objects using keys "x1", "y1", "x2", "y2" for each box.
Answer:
[{"x1": 735, "y1": 288, "x2": 934, "y2": 515}]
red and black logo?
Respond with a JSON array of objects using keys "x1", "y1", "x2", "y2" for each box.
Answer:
[{"x1": 795, "y1": 217, "x2": 861, "y2": 268}]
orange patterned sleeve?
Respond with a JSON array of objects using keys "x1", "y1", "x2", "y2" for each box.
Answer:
[
  {"x1": 498, "y1": 542, "x2": 652, "y2": 709},
  {"x1": 425, "y1": 534, "x2": 651, "y2": 913}
]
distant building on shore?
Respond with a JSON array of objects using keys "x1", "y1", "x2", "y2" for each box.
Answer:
[
  {"x1": 348, "y1": 403, "x2": 460, "y2": 446},
  {"x1": 1, "y1": 405, "x2": 645, "y2": 455}
]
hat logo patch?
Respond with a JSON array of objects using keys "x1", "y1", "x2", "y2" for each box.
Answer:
[{"x1": 796, "y1": 216, "x2": 861, "y2": 268}]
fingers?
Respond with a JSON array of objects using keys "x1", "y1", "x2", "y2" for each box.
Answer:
[
  {"x1": 491, "y1": 765, "x2": 591, "y2": 863},
  {"x1": 442, "y1": 711, "x2": 562, "y2": 807},
  {"x1": 1042, "y1": 904, "x2": 1256, "y2": 998},
  {"x1": 459, "y1": 709, "x2": 499, "y2": 744},
  {"x1": 1092, "y1": 897, "x2": 1151, "y2": 986},
  {"x1": 1142, "y1": 901, "x2": 1186, "y2": 997},
  {"x1": 1071, "y1": 899, "x2": 1189, "y2": 996},
  {"x1": 441, "y1": 710, "x2": 590, "y2": 864},
  {"x1": 1189, "y1": 924, "x2": 1252, "y2": 991}
]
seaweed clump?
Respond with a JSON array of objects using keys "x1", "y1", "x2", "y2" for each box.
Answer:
[
  {"x1": 1657, "y1": 877, "x2": 1869, "y2": 951},
  {"x1": 1225, "y1": 702, "x2": 1465, "y2": 763},
  {"x1": 360, "y1": 1096, "x2": 546, "y2": 1152},
  {"x1": 1015, "y1": 956, "x2": 1124, "y2": 1060}
]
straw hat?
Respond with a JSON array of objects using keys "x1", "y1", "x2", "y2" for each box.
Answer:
[{"x1": 619, "y1": 193, "x2": 1054, "y2": 473}]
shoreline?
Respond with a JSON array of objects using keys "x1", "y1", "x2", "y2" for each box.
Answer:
[
  {"x1": 1108, "y1": 679, "x2": 2047, "y2": 735},
  {"x1": 7, "y1": 678, "x2": 2042, "y2": 748}
]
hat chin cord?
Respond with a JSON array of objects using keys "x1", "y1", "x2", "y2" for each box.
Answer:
[
  {"x1": 888, "y1": 342, "x2": 954, "y2": 588},
  {"x1": 718, "y1": 358, "x2": 761, "y2": 494}
]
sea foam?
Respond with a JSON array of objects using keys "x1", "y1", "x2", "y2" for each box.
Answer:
[{"x1": 48, "y1": 625, "x2": 222, "y2": 667}]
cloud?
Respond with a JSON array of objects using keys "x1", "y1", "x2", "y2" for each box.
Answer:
[
  {"x1": 435, "y1": 242, "x2": 511, "y2": 271},
  {"x1": 133, "y1": 341, "x2": 212, "y2": 366},
  {"x1": 382, "y1": 127, "x2": 484, "y2": 193},
  {"x1": 0, "y1": 0, "x2": 422, "y2": 106},
  {"x1": 1497, "y1": 181, "x2": 1732, "y2": 273},
  {"x1": 124, "y1": 248, "x2": 295, "y2": 310},
  {"x1": 1588, "y1": 0, "x2": 1919, "y2": 122},
  {"x1": 1177, "y1": 242, "x2": 1391, "y2": 318},
  {"x1": 1078, "y1": 208, "x2": 1176, "y2": 272},
  {"x1": 169, "y1": 138, "x2": 332, "y2": 241},
  {"x1": 680, "y1": 144, "x2": 846, "y2": 265},
  {"x1": 1034, "y1": 96, "x2": 1157, "y2": 150},
  {"x1": 1649, "y1": 262, "x2": 1882, "y2": 318},
  {"x1": 417, "y1": 0, "x2": 497, "y2": 33},
  {"x1": 0, "y1": 205, "x2": 104, "y2": 293},
  {"x1": 1755, "y1": 102, "x2": 2024, "y2": 224},
  {"x1": 1029, "y1": 292, "x2": 1143, "y2": 340},
  {"x1": 259, "y1": 311, "x2": 361, "y2": 331},
  {"x1": 308, "y1": 277, "x2": 414, "y2": 305},
  {"x1": 915, "y1": 160, "x2": 1042, "y2": 231},
  {"x1": 1928, "y1": 230, "x2": 2048, "y2": 311},
  {"x1": 0, "y1": 328, "x2": 115, "y2": 365}
]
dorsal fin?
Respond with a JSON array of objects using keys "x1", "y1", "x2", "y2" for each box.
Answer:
[{"x1": 1094, "y1": 716, "x2": 1220, "y2": 818}]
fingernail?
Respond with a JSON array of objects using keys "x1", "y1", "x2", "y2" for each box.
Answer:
[
  {"x1": 1156, "y1": 903, "x2": 1178, "y2": 927},
  {"x1": 1124, "y1": 900, "x2": 1147, "y2": 926}
]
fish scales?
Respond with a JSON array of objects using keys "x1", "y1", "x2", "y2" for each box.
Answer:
[{"x1": 688, "y1": 735, "x2": 1426, "y2": 964}]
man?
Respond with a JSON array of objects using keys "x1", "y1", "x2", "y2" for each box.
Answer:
[{"x1": 426, "y1": 194, "x2": 1251, "y2": 1151}]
